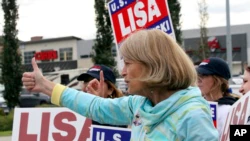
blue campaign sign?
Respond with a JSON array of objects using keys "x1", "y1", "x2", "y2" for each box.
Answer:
[
  {"x1": 108, "y1": 0, "x2": 176, "y2": 73},
  {"x1": 108, "y1": 0, "x2": 176, "y2": 45},
  {"x1": 209, "y1": 101, "x2": 218, "y2": 128},
  {"x1": 91, "y1": 125, "x2": 131, "y2": 141}
]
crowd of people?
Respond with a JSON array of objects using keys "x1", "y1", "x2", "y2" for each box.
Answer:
[{"x1": 22, "y1": 29, "x2": 250, "y2": 140}]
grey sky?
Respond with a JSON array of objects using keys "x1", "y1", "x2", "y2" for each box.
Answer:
[{"x1": 0, "y1": 0, "x2": 250, "y2": 41}]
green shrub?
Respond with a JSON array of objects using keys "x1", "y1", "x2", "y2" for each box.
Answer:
[
  {"x1": 0, "y1": 109, "x2": 14, "y2": 131},
  {"x1": 0, "y1": 109, "x2": 5, "y2": 116}
]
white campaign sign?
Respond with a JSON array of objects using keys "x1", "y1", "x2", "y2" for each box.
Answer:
[
  {"x1": 12, "y1": 108, "x2": 92, "y2": 141},
  {"x1": 12, "y1": 108, "x2": 132, "y2": 141},
  {"x1": 220, "y1": 92, "x2": 250, "y2": 141}
]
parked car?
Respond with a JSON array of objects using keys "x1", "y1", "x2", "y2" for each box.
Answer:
[
  {"x1": 0, "y1": 91, "x2": 9, "y2": 114},
  {"x1": 19, "y1": 88, "x2": 51, "y2": 107}
]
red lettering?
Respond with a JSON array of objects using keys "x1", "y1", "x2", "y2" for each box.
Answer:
[
  {"x1": 111, "y1": 0, "x2": 168, "y2": 43},
  {"x1": 232, "y1": 102, "x2": 241, "y2": 124},
  {"x1": 53, "y1": 51, "x2": 57, "y2": 59},
  {"x1": 34, "y1": 51, "x2": 58, "y2": 60},
  {"x1": 40, "y1": 113, "x2": 50, "y2": 141},
  {"x1": 35, "y1": 52, "x2": 41, "y2": 60},
  {"x1": 78, "y1": 118, "x2": 92, "y2": 141},
  {"x1": 221, "y1": 108, "x2": 235, "y2": 141},
  {"x1": 221, "y1": 96, "x2": 250, "y2": 141},
  {"x1": 238, "y1": 96, "x2": 249, "y2": 124},
  {"x1": 19, "y1": 113, "x2": 37, "y2": 141},
  {"x1": 48, "y1": 51, "x2": 52, "y2": 59},
  {"x1": 52, "y1": 112, "x2": 77, "y2": 141}
]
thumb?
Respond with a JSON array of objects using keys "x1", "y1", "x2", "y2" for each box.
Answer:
[{"x1": 32, "y1": 57, "x2": 39, "y2": 72}]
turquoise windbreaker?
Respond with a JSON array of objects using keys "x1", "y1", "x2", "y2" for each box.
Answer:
[{"x1": 58, "y1": 86, "x2": 218, "y2": 140}]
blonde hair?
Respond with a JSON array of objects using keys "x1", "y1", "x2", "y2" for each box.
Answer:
[
  {"x1": 120, "y1": 29, "x2": 197, "y2": 90},
  {"x1": 209, "y1": 75, "x2": 241, "y2": 100},
  {"x1": 209, "y1": 75, "x2": 229, "y2": 98}
]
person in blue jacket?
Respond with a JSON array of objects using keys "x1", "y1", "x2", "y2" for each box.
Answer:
[{"x1": 22, "y1": 29, "x2": 219, "y2": 140}]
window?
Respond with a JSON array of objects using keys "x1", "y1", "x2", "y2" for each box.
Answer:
[
  {"x1": 80, "y1": 55, "x2": 89, "y2": 58},
  {"x1": 80, "y1": 54, "x2": 93, "y2": 59},
  {"x1": 112, "y1": 48, "x2": 117, "y2": 56},
  {"x1": 59, "y1": 48, "x2": 72, "y2": 61},
  {"x1": 24, "y1": 51, "x2": 35, "y2": 64}
]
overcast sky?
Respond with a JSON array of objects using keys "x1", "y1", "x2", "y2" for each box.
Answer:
[{"x1": 0, "y1": 0, "x2": 250, "y2": 41}]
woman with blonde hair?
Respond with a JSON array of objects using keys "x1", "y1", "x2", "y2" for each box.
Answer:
[
  {"x1": 197, "y1": 57, "x2": 239, "y2": 137},
  {"x1": 22, "y1": 29, "x2": 218, "y2": 140}
]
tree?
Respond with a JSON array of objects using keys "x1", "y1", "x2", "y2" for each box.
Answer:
[
  {"x1": 198, "y1": 0, "x2": 210, "y2": 60},
  {"x1": 168, "y1": 0, "x2": 182, "y2": 45},
  {"x1": 1, "y1": 0, "x2": 22, "y2": 108},
  {"x1": 92, "y1": 0, "x2": 117, "y2": 75}
]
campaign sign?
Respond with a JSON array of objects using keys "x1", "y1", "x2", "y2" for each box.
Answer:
[
  {"x1": 108, "y1": 0, "x2": 175, "y2": 44},
  {"x1": 209, "y1": 101, "x2": 218, "y2": 128},
  {"x1": 12, "y1": 108, "x2": 92, "y2": 141},
  {"x1": 108, "y1": 0, "x2": 175, "y2": 72},
  {"x1": 220, "y1": 92, "x2": 250, "y2": 141},
  {"x1": 91, "y1": 125, "x2": 131, "y2": 141}
]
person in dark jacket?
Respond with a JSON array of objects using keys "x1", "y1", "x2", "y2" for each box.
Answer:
[{"x1": 196, "y1": 57, "x2": 239, "y2": 137}]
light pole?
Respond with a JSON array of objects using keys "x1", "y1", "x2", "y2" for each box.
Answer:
[{"x1": 226, "y1": 0, "x2": 232, "y2": 77}]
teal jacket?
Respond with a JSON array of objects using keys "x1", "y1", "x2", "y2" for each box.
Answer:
[{"x1": 56, "y1": 86, "x2": 218, "y2": 141}]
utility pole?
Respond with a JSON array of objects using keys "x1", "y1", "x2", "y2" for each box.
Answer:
[{"x1": 226, "y1": 0, "x2": 232, "y2": 77}]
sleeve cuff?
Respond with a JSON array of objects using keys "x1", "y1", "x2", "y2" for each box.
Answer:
[{"x1": 51, "y1": 84, "x2": 67, "y2": 106}]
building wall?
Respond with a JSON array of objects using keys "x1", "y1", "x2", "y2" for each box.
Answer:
[
  {"x1": 183, "y1": 24, "x2": 250, "y2": 75},
  {"x1": 21, "y1": 39, "x2": 78, "y2": 64},
  {"x1": 19, "y1": 24, "x2": 250, "y2": 76},
  {"x1": 77, "y1": 58, "x2": 93, "y2": 69}
]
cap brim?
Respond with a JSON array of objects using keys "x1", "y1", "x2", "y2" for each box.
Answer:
[
  {"x1": 77, "y1": 73, "x2": 99, "y2": 81},
  {"x1": 196, "y1": 67, "x2": 214, "y2": 75}
]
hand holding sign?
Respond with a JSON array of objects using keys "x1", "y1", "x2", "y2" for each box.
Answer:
[{"x1": 22, "y1": 57, "x2": 55, "y2": 96}]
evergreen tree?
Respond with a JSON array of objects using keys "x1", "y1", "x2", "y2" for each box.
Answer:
[
  {"x1": 92, "y1": 0, "x2": 117, "y2": 73},
  {"x1": 168, "y1": 0, "x2": 182, "y2": 45},
  {"x1": 1, "y1": 0, "x2": 22, "y2": 108}
]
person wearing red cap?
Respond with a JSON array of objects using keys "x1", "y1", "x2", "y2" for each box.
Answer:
[
  {"x1": 239, "y1": 66, "x2": 250, "y2": 95},
  {"x1": 196, "y1": 57, "x2": 240, "y2": 137}
]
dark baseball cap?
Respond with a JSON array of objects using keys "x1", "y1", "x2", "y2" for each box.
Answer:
[
  {"x1": 77, "y1": 64, "x2": 116, "y2": 84},
  {"x1": 196, "y1": 57, "x2": 231, "y2": 80}
]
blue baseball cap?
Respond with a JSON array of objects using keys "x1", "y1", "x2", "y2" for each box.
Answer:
[
  {"x1": 77, "y1": 64, "x2": 116, "y2": 84},
  {"x1": 196, "y1": 57, "x2": 231, "y2": 80}
]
